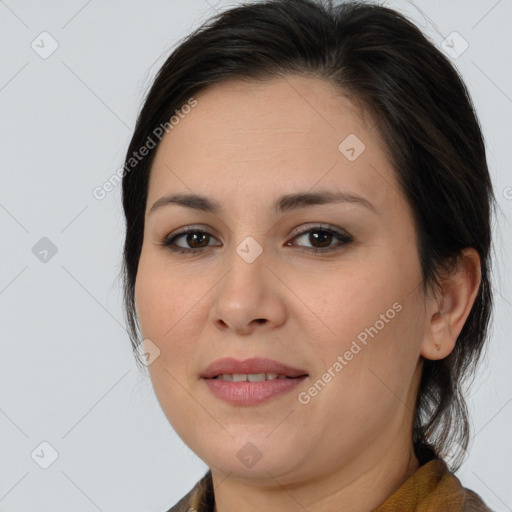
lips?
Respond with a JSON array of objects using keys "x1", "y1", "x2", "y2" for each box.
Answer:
[{"x1": 200, "y1": 357, "x2": 308, "y2": 379}]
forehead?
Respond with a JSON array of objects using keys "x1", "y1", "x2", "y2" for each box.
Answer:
[{"x1": 147, "y1": 75, "x2": 401, "y2": 216}]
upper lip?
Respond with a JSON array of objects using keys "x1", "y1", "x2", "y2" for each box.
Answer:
[{"x1": 200, "y1": 357, "x2": 308, "y2": 379}]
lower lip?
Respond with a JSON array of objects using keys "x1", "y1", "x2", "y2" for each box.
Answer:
[{"x1": 203, "y1": 376, "x2": 307, "y2": 406}]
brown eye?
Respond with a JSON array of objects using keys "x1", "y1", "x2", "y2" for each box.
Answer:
[
  {"x1": 182, "y1": 231, "x2": 210, "y2": 249},
  {"x1": 287, "y1": 225, "x2": 353, "y2": 253},
  {"x1": 160, "y1": 226, "x2": 221, "y2": 254}
]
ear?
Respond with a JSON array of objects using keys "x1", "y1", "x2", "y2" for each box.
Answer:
[{"x1": 421, "y1": 248, "x2": 482, "y2": 361}]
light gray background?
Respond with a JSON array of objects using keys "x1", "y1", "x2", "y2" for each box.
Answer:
[{"x1": 1, "y1": 0, "x2": 511, "y2": 510}]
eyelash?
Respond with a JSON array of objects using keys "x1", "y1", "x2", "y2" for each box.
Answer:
[{"x1": 158, "y1": 224, "x2": 354, "y2": 255}]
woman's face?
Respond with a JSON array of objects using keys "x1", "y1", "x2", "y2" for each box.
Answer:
[{"x1": 135, "y1": 75, "x2": 432, "y2": 483}]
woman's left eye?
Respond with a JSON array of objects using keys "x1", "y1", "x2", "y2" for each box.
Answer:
[
  {"x1": 159, "y1": 224, "x2": 353, "y2": 255},
  {"x1": 288, "y1": 224, "x2": 353, "y2": 253}
]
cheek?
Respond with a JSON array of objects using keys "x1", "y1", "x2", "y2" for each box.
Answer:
[
  {"x1": 312, "y1": 260, "x2": 422, "y2": 381},
  {"x1": 307, "y1": 299, "x2": 423, "y2": 439},
  {"x1": 134, "y1": 253, "x2": 205, "y2": 377},
  {"x1": 135, "y1": 257, "x2": 201, "y2": 428},
  {"x1": 135, "y1": 251, "x2": 192, "y2": 340},
  {"x1": 314, "y1": 269, "x2": 394, "y2": 342},
  {"x1": 134, "y1": 271, "x2": 165, "y2": 342}
]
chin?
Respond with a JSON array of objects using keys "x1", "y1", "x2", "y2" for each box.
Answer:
[{"x1": 198, "y1": 439, "x2": 307, "y2": 484}]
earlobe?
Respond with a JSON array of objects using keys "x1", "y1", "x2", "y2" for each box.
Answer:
[{"x1": 421, "y1": 248, "x2": 482, "y2": 361}]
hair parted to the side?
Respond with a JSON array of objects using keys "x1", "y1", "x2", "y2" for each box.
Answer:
[{"x1": 120, "y1": 0, "x2": 496, "y2": 471}]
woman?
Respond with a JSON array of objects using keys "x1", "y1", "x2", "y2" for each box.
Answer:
[{"x1": 120, "y1": 0, "x2": 496, "y2": 510}]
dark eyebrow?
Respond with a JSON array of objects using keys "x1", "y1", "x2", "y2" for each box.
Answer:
[{"x1": 149, "y1": 190, "x2": 377, "y2": 215}]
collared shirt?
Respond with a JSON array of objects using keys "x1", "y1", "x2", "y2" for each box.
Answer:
[{"x1": 166, "y1": 458, "x2": 492, "y2": 512}]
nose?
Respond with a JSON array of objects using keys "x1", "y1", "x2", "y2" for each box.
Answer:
[{"x1": 209, "y1": 246, "x2": 287, "y2": 335}]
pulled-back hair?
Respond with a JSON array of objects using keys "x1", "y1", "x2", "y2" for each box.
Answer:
[{"x1": 121, "y1": 0, "x2": 496, "y2": 471}]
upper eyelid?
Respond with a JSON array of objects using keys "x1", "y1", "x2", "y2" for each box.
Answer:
[
  {"x1": 168, "y1": 223, "x2": 346, "y2": 236},
  {"x1": 289, "y1": 223, "x2": 347, "y2": 237}
]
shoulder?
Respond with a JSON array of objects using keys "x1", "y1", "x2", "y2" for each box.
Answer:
[
  {"x1": 371, "y1": 457, "x2": 493, "y2": 511},
  {"x1": 418, "y1": 458, "x2": 493, "y2": 512},
  {"x1": 165, "y1": 487, "x2": 194, "y2": 512},
  {"x1": 462, "y1": 488, "x2": 493, "y2": 512},
  {"x1": 165, "y1": 470, "x2": 214, "y2": 512}
]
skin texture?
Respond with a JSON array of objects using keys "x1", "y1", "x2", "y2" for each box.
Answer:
[{"x1": 134, "y1": 75, "x2": 481, "y2": 512}]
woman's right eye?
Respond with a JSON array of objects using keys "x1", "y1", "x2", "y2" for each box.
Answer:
[{"x1": 159, "y1": 227, "x2": 220, "y2": 254}]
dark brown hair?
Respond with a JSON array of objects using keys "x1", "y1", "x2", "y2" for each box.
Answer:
[{"x1": 120, "y1": 0, "x2": 496, "y2": 471}]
